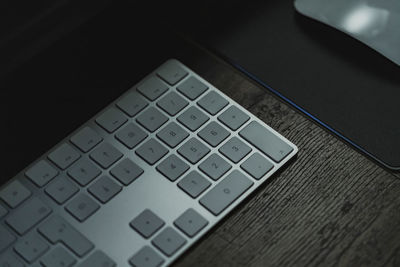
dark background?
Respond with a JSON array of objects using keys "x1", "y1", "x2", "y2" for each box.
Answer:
[{"x1": 1, "y1": 0, "x2": 400, "y2": 187}]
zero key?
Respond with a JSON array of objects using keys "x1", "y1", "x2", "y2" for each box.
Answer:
[{"x1": 199, "y1": 170, "x2": 253, "y2": 215}]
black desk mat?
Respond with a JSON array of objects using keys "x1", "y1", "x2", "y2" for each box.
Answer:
[{"x1": 179, "y1": 0, "x2": 400, "y2": 170}]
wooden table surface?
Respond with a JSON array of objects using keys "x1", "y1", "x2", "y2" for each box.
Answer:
[{"x1": 171, "y1": 45, "x2": 400, "y2": 267}]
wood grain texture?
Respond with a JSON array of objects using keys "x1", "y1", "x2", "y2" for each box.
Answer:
[{"x1": 174, "y1": 52, "x2": 400, "y2": 267}]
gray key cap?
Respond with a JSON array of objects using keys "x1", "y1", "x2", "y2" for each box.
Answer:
[
  {"x1": 239, "y1": 121, "x2": 294, "y2": 163},
  {"x1": 90, "y1": 142, "x2": 123, "y2": 169},
  {"x1": 177, "y1": 106, "x2": 209, "y2": 131},
  {"x1": 88, "y1": 176, "x2": 122, "y2": 203},
  {"x1": 45, "y1": 175, "x2": 79, "y2": 204},
  {"x1": 157, "y1": 61, "x2": 188, "y2": 85},
  {"x1": 14, "y1": 232, "x2": 49, "y2": 263},
  {"x1": 96, "y1": 107, "x2": 128, "y2": 133},
  {"x1": 178, "y1": 137, "x2": 210, "y2": 164},
  {"x1": 199, "y1": 154, "x2": 231, "y2": 181},
  {"x1": 174, "y1": 208, "x2": 209, "y2": 238},
  {"x1": 198, "y1": 121, "x2": 230, "y2": 147},
  {"x1": 117, "y1": 91, "x2": 148, "y2": 117},
  {"x1": 178, "y1": 171, "x2": 211, "y2": 198},
  {"x1": 130, "y1": 209, "x2": 165, "y2": 238},
  {"x1": 0, "y1": 252, "x2": 24, "y2": 267},
  {"x1": 68, "y1": 158, "x2": 101, "y2": 186},
  {"x1": 156, "y1": 122, "x2": 189, "y2": 148},
  {"x1": 136, "y1": 107, "x2": 168, "y2": 133},
  {"x1": 0, "y1": 204, "x2": 7, "y2": 218},
  {"x1": 38, "y1": 215, "x2": 94, "y2": 257},
  {"x1": 65, "y1": 193, "x2": 100, "y2": 222},
  {"x1": 177, "y1": 76, "x2": 208, "y2": 100},
  {"x1": 0, "y1": 180, "x2": 31, "y2": 208},
  {"x1": 115, "y1": 123, "x2": 148, "y2": 149},
  {"x1": 129, "y1": 246, "x2": 164, "y2": 267},
  {"x1": 241, "y1": 153, "x2": 274, "y2": 180},
  {"x1": 40, "y1": 246, "x2": 76, "y2": 267},
  {"x1": 70, "y1": 127, "x2": 103, "y2": 153},
  {"x1": 137, "y1": 76, "x2": 168, "y2": 101},
  {"x1": 157, "y1": 91, "x2": 188, "y2": 116},
  {"x1": 78, "y1": 250, "x2": 116, "y2": 267},
  {"x1": 48, "y1": 143, "x2": 80, "y2": 170},
  {"x1": 110, "y1": 158, "x2": 143, "y2": 185},
  {"x1": 197, "y1": 91, "x2": 229, "y2": 115},
  {"x1": 0, "y1": 225, "x2": 15, "y2": 252},
  {"x1": 219, "y1": 137, "x2": 252, "y2": 163},
  {"x1": 25, "y1": 160, "x2": 58, "y2": 187},
  {"x1": 152, "y1": 227, "x2": 186, "y2": 257},
  {"x1": 200, "y1": 170, "x2": 253, "y2": 215},
  {"x1": 156, "y1": 154, "x2": 189, "y2": 181},
  {"x1": 218, "y1": 105, "x2": 250, "y2": 131},
  {"x1": 6, "y1": 197, "x2": 52, "y2": 235},
  {"x1": 136, "y1": 138, "x2": 168, "y2": 165}
]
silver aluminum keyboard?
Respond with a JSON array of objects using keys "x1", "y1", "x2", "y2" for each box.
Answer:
[{"x1": 0, "y1": 59, "x2": 298, "y2": 266}]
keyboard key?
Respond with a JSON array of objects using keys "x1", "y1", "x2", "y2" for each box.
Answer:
[
  {"x1": 88, "y1": 176, "x2": 122, "y2": 203},
  {"x1": 117, "y1": 91, "x2": 148, "y2": 117},
  {"x1": 199, "y1": 154, "x2": 231, "y2": 181},
  {"x1": 178, "y1": 137, "x2": 210, "y2": 164},
  {"x1": 137, "y1": 76, "x2": 168, "y2": 101},
  {"x1": 130, "y1": 209, "x2": 165, "y2": 238},
  {"x1": 45, "y1": 175, "x2": 79, "y2": 204},
  {"x1": 0, "y1": 180, "x2": 31, "y2": 208},
  {"x1": 78, "y1": 250, "x2": 116, "y2": 267},
  {"x1": 6, "y1": 197, "x2": 52, "y2": 235},
  {"x1": 197, "y1": 91, "x2": 229, "y2": 115},
  {"x1": 156, "y1": 154, "x2": 189, "y2": 181},
  {"x1": 177, "y1": 76, "x2": 208, "y2": 100},
  {"x1": 38, "y1": 215, "x2": 94, "y2": 257},
  {"x1": 174, "y1": 208, "x2": 208, "y2": 238},
  {"x1": 48, "y1": 143, "x2": 80, "y2": 170},
  {"x1": 178, "y1": 171, "x2": 211, "y2": 198},
  {"x1": 219, "y1": 137, "x2": 252, "y2": 163},
  {"x1": 152, "y1": 227, "x2": 186, "y2": 257},
  {"x1": 0, "y1": 252, "x2": 24, "y2": 267},
  {"x1": 157, "y1": 61, "x2": 188, "y2": 85},
  {"x1": 177, "y1": 106, "x2": 209, "y2": 131},
  {"x1": 40, "y1": 246, "x2": 76, "y2": 267},
  {"x1": 200, "y1": 170, "x2": 253, "y2": 215},
  {"x1": 96, "y1": 107, "x2": 127, "y2": 133},
  {"x1": 241, "y1": 153, "x2": 274, "y2": 180},
  {"x1": 14, "y1": 232, "x2": 49, "y2": 263},
  {"x1": 198, "y1": 121, "x2": 230, "y2": 147},
  {"x1": 239, "y1": 121, "x2": 294, "y2": 163},
  {"x1": 136, "y1": 138, "x2": 168, "y2": 165},
  {"x1": 115, "y1": 122, "x2": 148, "y2": 149},
  {"x1": 136, "y1": 107, "x2": 168, "y2": 133},
  {"x1": 129, "y1": 246, "x2": 164, "y2": 267},
  {"x1": 68, "y1": 158, "x2": 101, "y2": 186},
  {"x1": 65, "y1": 193, "x2": 100, "y2": 222},
  {"x1": 218, "y1": 105, "x2": 250, "y2": 131},
  {"x1": 25, "y1": 160, "x2": 58, "y2": 187},
  {"x1": 0, "y1": 225, "x2": 15, "y2": 252},
  {"x1": 90, "y1": 142, "x2": 123, "y2": 169},
  {"x1": 0, "y1": 204, "x2": 7, "y2": 218},
  {"x1": 157, "y1": 91, "x2": 188, "y2": 116},
  {"x1": 157, "y1": 122, "x2": 189, "y2": 148},
  {"x1": 70, "y1": 127, "x2": 103, "y2": 153},
  {"x1": 110, "y1": 158, "x2": 143, "y2": 185}
]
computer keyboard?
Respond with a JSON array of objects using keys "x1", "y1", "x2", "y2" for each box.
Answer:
[{"x1": 0, "y1": 59, "x2": 298, "y2": 266}]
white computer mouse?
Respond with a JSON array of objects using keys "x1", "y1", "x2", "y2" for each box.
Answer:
[{"x1": 294, "y1": 0, "x2": 400, "y2": 66}]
